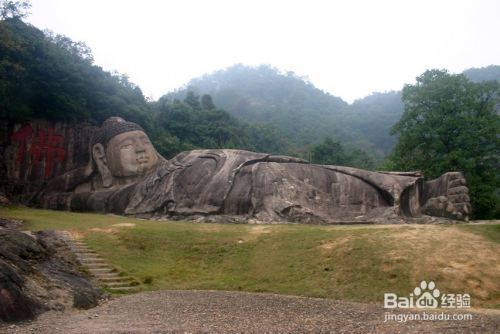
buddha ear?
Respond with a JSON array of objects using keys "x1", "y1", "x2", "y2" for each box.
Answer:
[{"x1": 92, "y1": 143, "x2": 113, "y2": 188}]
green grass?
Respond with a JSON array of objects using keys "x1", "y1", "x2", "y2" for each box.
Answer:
[
  {"x1": 457, "y1": 224, "x2": 500, "y2": 244},
  {"x1": 0, "y1": 206, "x2": 144, "y2": 231},
  {"x1": 1, "y1": 206, "x2": 499, "y2": 308},
  {"x1": 85, "y1": 220, "x2": 404, "y2": 301}
]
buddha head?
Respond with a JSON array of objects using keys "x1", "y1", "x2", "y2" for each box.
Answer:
[{"x1": 90, "y1": 117, "x2": 161, "y2": 188}]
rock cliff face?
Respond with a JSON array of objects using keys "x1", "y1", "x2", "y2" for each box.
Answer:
[
  {"x1": 0, "y1": 120, "x2": 97, "y2": 202},
  {"x1": 0, "y1": 219, "x2": 101, "y2": 323}
]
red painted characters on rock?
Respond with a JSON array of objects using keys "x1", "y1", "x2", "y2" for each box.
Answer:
[{"x1": 11, "y1": 123, "x2": 67, "y2": 179}]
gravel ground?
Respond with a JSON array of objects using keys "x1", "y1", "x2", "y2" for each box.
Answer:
[{"x1": 2, "y1": 290, "x2": 499, "y2": 333}]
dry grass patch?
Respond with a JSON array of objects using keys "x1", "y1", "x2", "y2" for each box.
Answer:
[
  {"x1": 371, "y1": 225, "x2": 500, "y2": 308},
  {"x1": 112, "y1": 223, "x2": 136, "y2": 228},
  {"x1": 318, "y1": 236, "x2": 352, "y2": 251}
]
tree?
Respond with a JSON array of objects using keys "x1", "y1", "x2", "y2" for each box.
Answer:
[
  {"x1": 201, "y1": 94, "x2": 215, "y2": 110},
  {"x1": 310, "y1": 137, "x2": 375, "y2": 169},
  {"x1": 311, "y1": 137, "x2": 349, "y2": 165},
  {"x1": 0, "y1": 0, "x2": 30, "y2": 19},
  {"x1": 388, "y1": 69, "x2": 500, "y2": 218},
  {"x1": 0, "y1": 18, "x2": 152, "y2": 126},
  {"x1": 184, "y1": 91, "x2": 201, "y2": 111}
]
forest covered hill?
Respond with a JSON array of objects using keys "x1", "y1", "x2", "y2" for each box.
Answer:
[
  {"x1": 2, "y1": 16, "x2": 498, "y2": 164},
  {"x1": 1, "y1": 11, "x2": 498, "y2": 218},
  {"x1": 166, "y1": 64, "x2": 500, "y2": 162},
  {"x1": 167, "y1": 65, "x2": 388, "y2": 159},
  {"x1": 0, "y1": 18, "x2": 151, "y2": 126},
  {"x1": 463, "y1": 65, "x2": 500, "y2": 83},
  {"x1": 0, "y1": 18, "x2": 291, "y2": 159}
]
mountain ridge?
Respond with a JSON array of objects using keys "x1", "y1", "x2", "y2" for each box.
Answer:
[{"x1": 164, "y1": 64, "x2": 500, "y2": 159}]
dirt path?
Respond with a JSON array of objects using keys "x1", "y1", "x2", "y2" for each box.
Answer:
[{"x1": 3, "y1": 290, "x2": 499, "y2": 333}]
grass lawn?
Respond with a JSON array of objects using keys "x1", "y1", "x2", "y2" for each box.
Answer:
[{"x1": 1, "y1": 206, "x2": 499, "y2": 309}]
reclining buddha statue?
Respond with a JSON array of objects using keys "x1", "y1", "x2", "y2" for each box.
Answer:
[{"x1": 37, "y1": 117, "x2": 471, "y2": 223}]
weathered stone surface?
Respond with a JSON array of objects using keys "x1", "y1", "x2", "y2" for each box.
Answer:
[
  {"x1": 0, "y1": 222, "x2": 101, "y2": 323},
  {"x1": 0, "y1": 218, "x2": 22, "y2": 229},
  {"x1": 35, "y1": 117, "x2": 472, "y2": 222},
  {"x1": 421, "y1": 172, "x2": 472, "y2": 221},
  {"x1": 0, "y1": 194, "x2": 9, "y2": 206},
  {"x1": 0, "y1": 119, "x2": 97, "y2": 203}
]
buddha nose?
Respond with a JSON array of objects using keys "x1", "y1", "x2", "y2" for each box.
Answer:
[{"x1": 135, "y1": 141, "x2": 146, "y2": 153}]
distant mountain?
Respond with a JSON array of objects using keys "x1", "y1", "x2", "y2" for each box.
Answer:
[
  {"x1": 165, "y1": 64, "x2": 500, "y2": 160},
  {"x1": 8, "y1": 12, "x2": 496, "y2": 168},
  {"x1": 348, "y1": 91, "x2": 403, "y2": 154},
  {"x1": 168, "y1": 64, "x2": 349, "y2": 148},
  {"x1": 166, "y1": 65, "x2": 402, "y2": 160},
  {"x1": 463, "y1": 65, "x2": 500, "y2": 83}
]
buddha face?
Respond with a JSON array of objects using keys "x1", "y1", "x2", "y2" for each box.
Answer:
[{"x1": 104, "y1": 130, "x2": 159, "y2": 177}]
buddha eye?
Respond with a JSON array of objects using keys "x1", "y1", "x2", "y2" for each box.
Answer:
[{"x1": 121, "y1": 143, "x2": 133, "y2": 149}]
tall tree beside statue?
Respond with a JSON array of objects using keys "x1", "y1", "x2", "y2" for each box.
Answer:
[
  {"x1": 0, "y1": 0, "x2": 30, "y2": 19},
  {"x1": 387, "y1": 69, "x2": 500, "y2": 218}
]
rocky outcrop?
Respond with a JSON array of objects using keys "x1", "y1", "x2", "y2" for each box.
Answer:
[
  {"x1": 0, "y1": 120, "x2": 97, "y2": 203},
  {"x1": 3, "y1": 117, "x2": 472, "y2": 223},
  {"x1": 33, "y1": 116, "x2": 471, "y2": 223},
  {"x1": 0, "y1": 220, "x2": 101, "y2": 323}
]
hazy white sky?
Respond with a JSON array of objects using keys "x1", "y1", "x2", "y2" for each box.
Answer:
[{"x1": 27, "y1": 0, "x2": 500, "y2": 103}]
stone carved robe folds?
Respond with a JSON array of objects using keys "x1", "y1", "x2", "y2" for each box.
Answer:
[
  {"x1": 119, "y1": 150, "x2": 420, "y2": 222},
  {"x1": 38, "y1": 118, "x2": 471, "y2": 223}
]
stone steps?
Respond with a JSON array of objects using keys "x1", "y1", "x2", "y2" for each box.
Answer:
[
  {"x1": 58, "y1": 231, "x2": 141, "y2": 294},
  {"x1": 105, "y1": 281, "x2": 137, "y2": 287},
  {"x1": 79, "y1": 258, "x2": 106, "y2": 264},
  {"x1": 85, "y1": 263, "x2": 113, "y2": 268},
  {"x1": 75, "y1": 250, "x2": 98, "y2": 254},
  {"x1": 88, "y1": 268, "x2": 115, "y2": 274},
  {"x1": 76, "y1": 252, "x2": 99, "y2": 257},
  {"x1": 97, "y1": 276, "x2": 134, "y2": 283}
]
